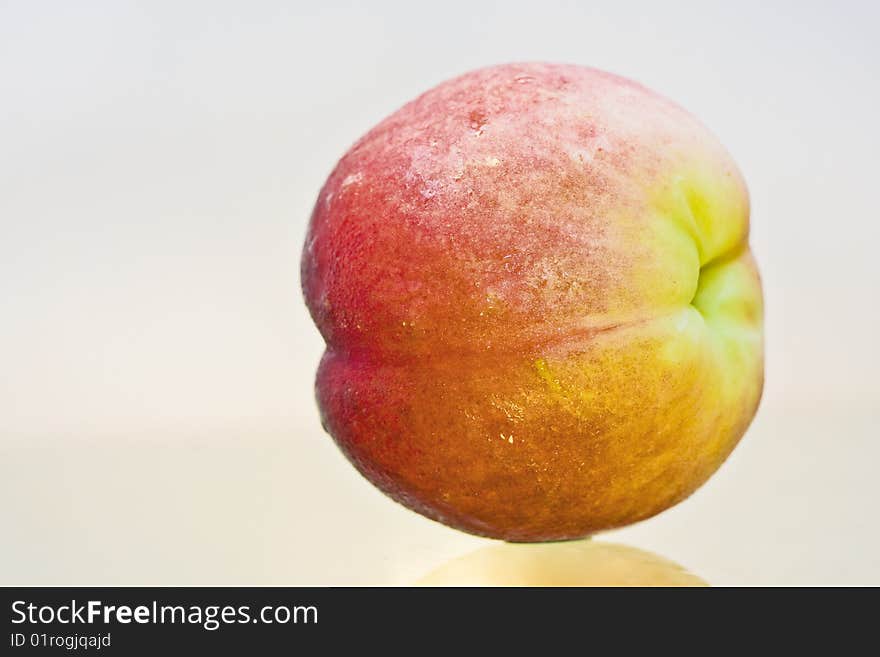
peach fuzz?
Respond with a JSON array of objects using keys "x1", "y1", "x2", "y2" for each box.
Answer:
[{"x1": 302, "y1": 62, "x2": 763, "y2": 541}]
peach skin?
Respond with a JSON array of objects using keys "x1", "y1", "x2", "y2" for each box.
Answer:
[{"x1": 302, "y1": 62, "x2": 763, "y2": 541}]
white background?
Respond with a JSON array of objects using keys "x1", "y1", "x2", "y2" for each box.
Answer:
[{"x1": 1, "y1": 0, "x2": 878, "y2": 584}]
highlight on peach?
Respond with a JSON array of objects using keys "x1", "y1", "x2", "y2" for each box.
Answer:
[{"x1": 301, "y1": 62, "x2": 763, "y2": 542}]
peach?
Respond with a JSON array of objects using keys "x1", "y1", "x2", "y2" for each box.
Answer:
[{"x1": 302, "y1": 62, "x2": 763, "y2": 541}]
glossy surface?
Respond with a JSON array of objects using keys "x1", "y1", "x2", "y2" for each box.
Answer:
[
  {"x1": 417, "y1": 539, "x2": 707, "y2": 586},
  {"x1": 2, "y1": 408, "x2": 877, "y2": 585},
  {"x1": 303, "y1": 63, "x2": 763, "y2": 540}
]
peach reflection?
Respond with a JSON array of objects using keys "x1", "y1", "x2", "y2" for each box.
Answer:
[{"x1": 416, "y1": 539, "x2": 707, "y2": 587}]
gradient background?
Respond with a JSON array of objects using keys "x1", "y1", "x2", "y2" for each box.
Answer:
[{"x1": 2, "y1": 0, "x2": 878, "y2": 585}]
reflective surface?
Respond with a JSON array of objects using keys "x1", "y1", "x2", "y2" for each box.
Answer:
[
  {"x1": 1, "y1": 407, "x2": 877, "y2": 585},
  {"x1": 417, "y1": 540, "x2": 707, "y2": 587}
]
